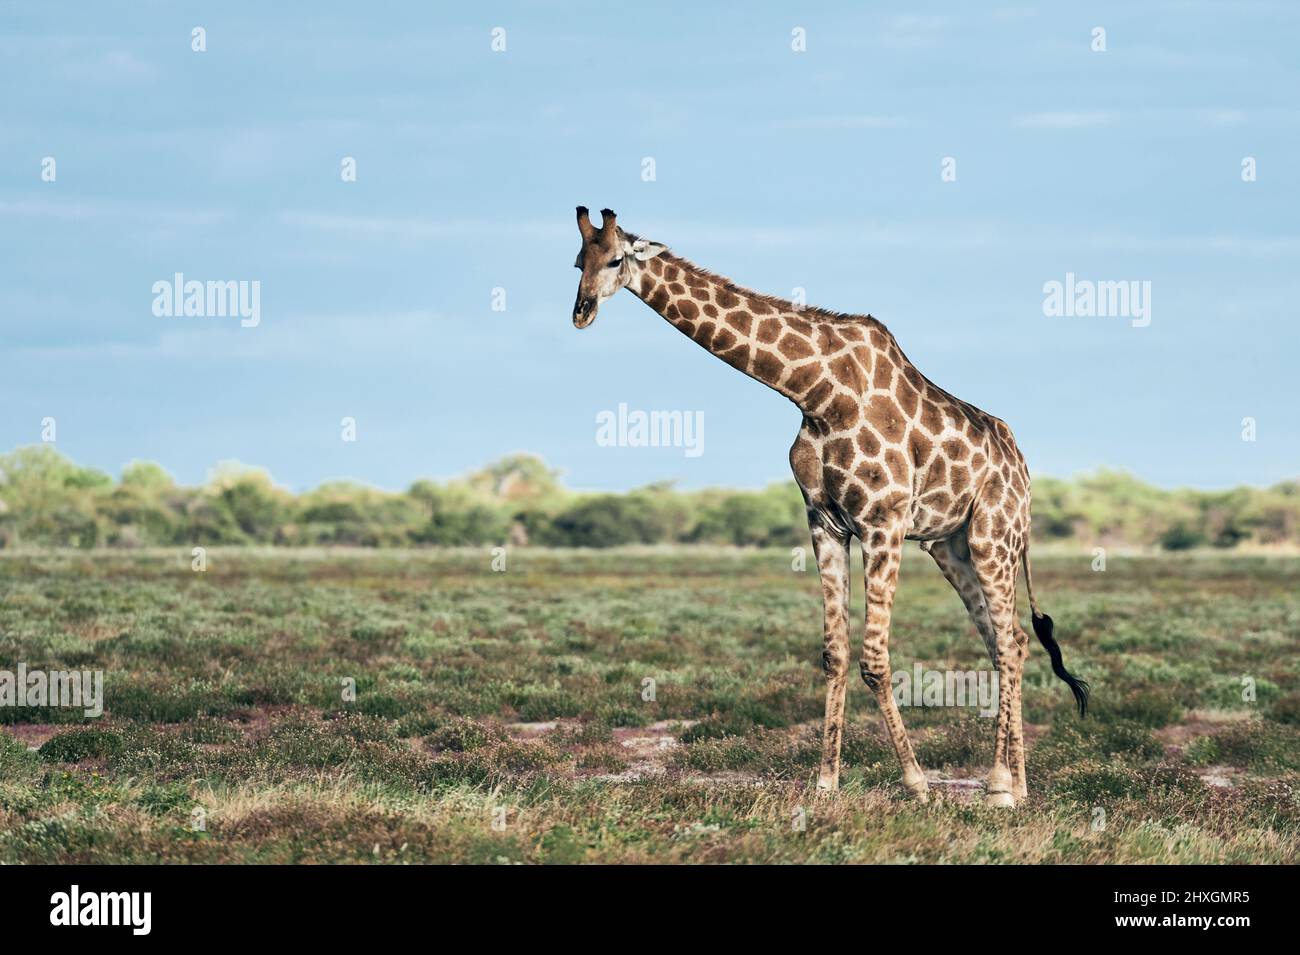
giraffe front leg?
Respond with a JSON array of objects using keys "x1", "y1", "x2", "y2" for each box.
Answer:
[
  {"x1": 810, "y1": 522, "x2": 852, "y2": 792},
  {"x1": 859, "y1": 522, "x2": 928, "y2": 802}
]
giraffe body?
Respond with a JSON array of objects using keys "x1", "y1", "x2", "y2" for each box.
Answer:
[{"x1": 572, "y1": 208, "x2": 1088, "y2": 805}]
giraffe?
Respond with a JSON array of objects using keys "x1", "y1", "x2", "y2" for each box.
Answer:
[{"x1": 572, "y1": 207, "x2": 1089, "y2": 806}]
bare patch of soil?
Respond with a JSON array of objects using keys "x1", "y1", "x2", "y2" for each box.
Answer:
[
  {"x1": 1192, "y1": 765, "x2": 1242, "y2": 789},
  {"x1": 0, "y1": 723, "x2": 62, "y2": 750},
  {"x1": 227, "y1": 704, "x2": 316, "y2": 740},
  {"x1": 592, "y1": 721, "x2": 693, "y2": 782},
  {"x1": 505, "y1": 720, "x2": 571, "y2": 739},
  {"x1": 926, "y1": 777, "x2": 986, "y2": 802}
]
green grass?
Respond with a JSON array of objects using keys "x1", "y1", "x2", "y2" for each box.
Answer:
[{"x1": 0, "y1": 546, "x2": 1297, "y2": 863}]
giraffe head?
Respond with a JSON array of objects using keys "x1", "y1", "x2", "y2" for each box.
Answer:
[{"x1": 572, "y1": 206, "x2": 665, "y2": 328}]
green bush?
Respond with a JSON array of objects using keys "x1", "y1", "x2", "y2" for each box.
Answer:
[
  {"x1": 546, "y1": 495, "x2": 664, "y2": 547},
  {"x1": 1159, "y1": 523, "x2": 1206, "y2": 551},
  {"x1": 2, "y1": 445, "x2": 1299, "y2": 552},
  {"x1": 38, "y1": 729, "x2": 124, "y2": 762}
]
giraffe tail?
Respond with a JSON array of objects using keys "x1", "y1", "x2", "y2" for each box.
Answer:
[{"x1": 1022, "y1": 547, "x2": 1090, "y2": 718}]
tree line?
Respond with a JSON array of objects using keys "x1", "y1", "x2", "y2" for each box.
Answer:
[{"x1": 0, "y1": 445, "x2": 1295, "y2": 550}]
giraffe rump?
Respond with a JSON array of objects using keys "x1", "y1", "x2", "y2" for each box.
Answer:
[{"x1": 1029, "y1": 612, "x2": 1090, "y2": 717}]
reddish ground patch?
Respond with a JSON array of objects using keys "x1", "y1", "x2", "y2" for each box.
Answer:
[
  {"x1": 597, "y1": 721, "x2": 697, "y2": 781},
  {"x1": 505, "y1": 720, "x2": 568, "y2": 739},
  {"x1": 1152, "y1": 714, "x2": 1255, "y2": 788},
  {"x1": 0, "y1": 723, "x2": 62, "y2": 749},
  {"x1": 226, "y1": 704, "x2": 316, "y2": 740}
]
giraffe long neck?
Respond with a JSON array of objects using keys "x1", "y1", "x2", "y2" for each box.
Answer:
[{"x1": 630, "y1": 253, "x2": 879, "y2": 415}]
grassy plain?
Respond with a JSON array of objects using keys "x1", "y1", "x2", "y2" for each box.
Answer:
[{"x1": 1, "y1": 547, "x2": 1297, "y2": 863}]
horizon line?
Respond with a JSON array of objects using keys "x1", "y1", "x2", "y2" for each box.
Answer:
[{"x1": 1, "y1": 443, "x2": 1293, "y2": 498}]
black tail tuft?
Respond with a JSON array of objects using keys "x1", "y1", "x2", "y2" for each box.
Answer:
[{"x1": 1031, "y1": 612, "x2": 1090, "y2": 717}]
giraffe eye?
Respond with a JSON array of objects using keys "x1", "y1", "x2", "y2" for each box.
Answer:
[{"x1": 608, "y1": 258, "x2": 623, "y2": 268}]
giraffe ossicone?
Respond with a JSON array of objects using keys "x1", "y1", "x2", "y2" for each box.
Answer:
[{"x1": 572, "y1": 206, "x2": 1089, "y2": 806}]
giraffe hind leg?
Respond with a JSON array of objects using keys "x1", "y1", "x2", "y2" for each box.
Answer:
[
  {"x1": 924, "y1": 529, "x2": 1027, "y2": 803},
  {"x1": 966, "y1": 508, "x2": 1028, "y2": 808},
  {"x1": 922, "y1": 531, "x2": 997, "y2": 664}
]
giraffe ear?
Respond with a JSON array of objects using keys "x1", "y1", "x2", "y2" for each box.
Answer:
[{"x1": 628, "y1": 238, "x2": 667, "y2": 262}]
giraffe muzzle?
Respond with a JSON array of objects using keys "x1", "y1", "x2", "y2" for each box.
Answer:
[{"x1": 573, "y1": 294, "x2": 597, "y2": 328}]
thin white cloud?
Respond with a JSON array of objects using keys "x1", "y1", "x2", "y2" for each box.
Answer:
[
  {"x1": 1012, "y1": 108, "x2": 1266, "y2": 129},
  {"x1": 1013, "y1": 111, "x2": 1114, "y2": 129},
  {"x1": 992, "y1": 6, "x2": 1039, "y2": 22},
  {"x1": 0, "y1": 36, "x2": 156, "y2": 80},
  {"x1": 0, "y1": 196, "x2": 228, "y2": 226},
  {"x1": 664, "y1": 221, "x2": 1002, "y2": 251},
  {"x1": 100, "y1": 50, "x2": 154, "y2": 79},
  {"x1": 771, "y1": 115, "x2": 910, "y2": 131},
  {"x1": 10, "y1": 311, "x2": 449, "y2": 363},
  {"x1": 56, "y1": 49, "x2": 158, "y2": 84},
  {"x1": 277, "y1": 211, "x2": 567, "y2": 241},
  {"x1": 1197, "y1": 108, "x2": 1247, "y2": 127},
  {"x1": 1075, "y1": 232, "x2": 1300, "y2": 255},
  {"x1": 879, "y1": 14, "x2": 956, "y2": 49},
  {"x1": 212, "y1": 128, "x2": 282, "y2": 181}
]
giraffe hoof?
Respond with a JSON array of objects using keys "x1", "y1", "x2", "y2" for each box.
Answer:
[
  {"x1": 902, "y1": 778, "x2": 930, "y2": 803},
  {"x1": 985, "y1": 790, "x2": 1016, "y2": 808}
]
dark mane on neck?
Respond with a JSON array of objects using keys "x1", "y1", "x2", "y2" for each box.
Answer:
[{"x1": 657, "y1": 250, "x2": 871, "y2": 325}]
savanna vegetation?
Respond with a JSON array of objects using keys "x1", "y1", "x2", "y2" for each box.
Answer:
[
  {"x1": 0, "y1": 548, "x2": 1297, "y2": 863},
  {"x1": 1, "y1": 444, "x2": 1297, "y2": 552}
]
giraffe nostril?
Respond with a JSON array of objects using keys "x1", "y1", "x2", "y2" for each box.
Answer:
[{"x1": 573, "y1": 298, "x2": 598, "y2": 327}]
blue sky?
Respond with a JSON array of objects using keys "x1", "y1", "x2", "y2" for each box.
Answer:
[{"x1": 2, "y1": 1, "x2": 1297, "y2": 492}]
